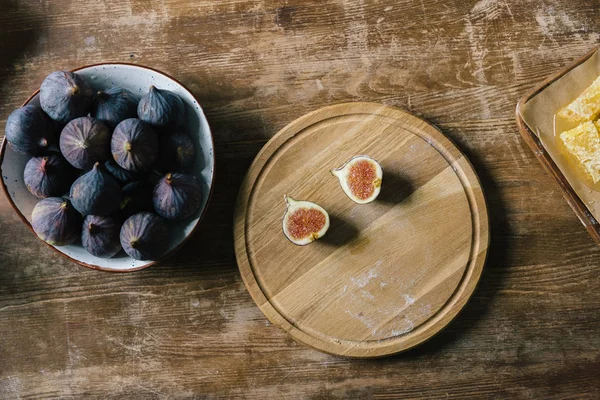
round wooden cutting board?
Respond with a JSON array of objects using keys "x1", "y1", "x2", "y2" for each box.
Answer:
[{"x1": 234, "y1": 102, "x2": 489, "y2": 358}]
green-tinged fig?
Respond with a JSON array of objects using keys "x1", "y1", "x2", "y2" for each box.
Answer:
[
  {"x1": 91, "y1": 87, "x2": 138, "y2": 128},
  {"x1": 157, "y1": 132, "x2": 196, "y2": 172},
  {"x1": 24, "y1": 153, "x2": 77, "y2": 198},
  {"x1": 120, "y1": 212, "x2": 169, "y2": 260},
  {"x1": 40, "y1": 71, "x2": 93, "y2": 124},
  {"x1": 282, "y1": 196, "x2": 330, "y2": 246},
  {"x1": 120, "y1": 181, "x2": 154, "y2": 219},
  {"x1": 104, "y1": 159, "x2": 146, "y2": 185},
  {"x1": 60, "y1": 116, "x2": 112, "y2": 169},
  {"x1": 152, "y1": 173, "x2": 202, "y2": 220},
  {"x1": 5, "y1": 105, "x2": 55, "y2": 155},
  {"x1": 32, "y1": 197, "x2": 82, "y2": 246},
  {"x1": 332, "y1": 155, "x2": 383, "y2": 204},
  {"x1": 81, "y1": 215, "x2": 122, "y2": 258},
  {"x1": 137, "y1": 85, "x2": 184, "y2": 128},
  {"x1": 111, "y1": 118, "x2": 158, "y2": 172},
  {"x1": 69, "y1": 162, "x2": 121, "y2": 216}
]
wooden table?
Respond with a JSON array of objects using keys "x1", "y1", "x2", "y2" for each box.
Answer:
[{"x1": 0, "y1": 0, "x2": 598, "y2": 398}]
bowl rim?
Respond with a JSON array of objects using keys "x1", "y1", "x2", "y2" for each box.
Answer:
[{"x1": 0, "y1": 62, "x2": 216, "y2": 272}]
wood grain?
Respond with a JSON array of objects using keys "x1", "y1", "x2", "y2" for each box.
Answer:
[
  {"x1": 235, "y1": 103, "x2": 489, "y2": 357},
  {"x1": 0, "y1": 0, "x2": 599, "y2": 398}
]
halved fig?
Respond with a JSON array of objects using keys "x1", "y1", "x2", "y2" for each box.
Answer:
[
  {"x1": 282, "y1": 195, "x2": 330, "y2": 246},
  {"x1": 331, "y1": 155, "x2": 383, "y2": 204}
]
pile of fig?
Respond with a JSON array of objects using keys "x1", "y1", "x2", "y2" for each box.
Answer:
[{"x1": 5, "y1": 70, "x2": 203, "y2": 261}]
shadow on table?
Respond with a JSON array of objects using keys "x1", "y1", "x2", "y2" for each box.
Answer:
[
  {"x1": 376, "y1": 140, "x2": 511, "y2": 361},
  {"x1": 155, "y1": 88, "x2": 271, "y2": 274},
  {"x1": 0, "y1": 1, "x2": 43, "y2": 104}
]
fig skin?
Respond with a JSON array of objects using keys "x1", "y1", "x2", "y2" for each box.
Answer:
[
  {"x1": 24, "y1": 153, "x2": 77, "y2": 198},
  {"x1": 91, "y1": 87, "x2": 138, "y2": 129},
  {"x1": 5, "y1": 105, "x2": 56, "y2": 155},
  {"x1": 111, "y1": 118, "x2": 159, "y2": 172},
  {"x1": 120, "y1": 181, "x2": 154, "y2": 220},
  {"x1": 120, "y1": 212, "x2": 169, "y2": 260},
  {"x1": 81, "y1": 215, "x2": 122, "y2": 258},
  {"x1": 137, "y1": 85, "x2": 184, "y2": 128},
  {"x1": 157, "y1": 132, "x2": 196, "y2": 173},
  {"x1": 60, "y1": 116, "x2": 112, "y2": 170},
  {"x1": 32, "y1": 197, "x2": 82, "y2": 246},
  {"x1": 69, "y1": 162, "x2": 122, "y2": 216},
  {"x1": 104, "y1": 159, "x2": 146, "y2": 186},
  {"x1": 152, "y1": 173, "x2": 202, "y2": 220},
  {"x1": 40, "y1": 71, "x2": 93, "y2": 124}
]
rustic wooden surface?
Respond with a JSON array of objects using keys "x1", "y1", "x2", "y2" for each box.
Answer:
[
  {"x1": 0, "y1": 0, "x2": 599, "y2": 398},
  {"x1": 234, "y1": 102, "x2": 489, "y2": 357}
]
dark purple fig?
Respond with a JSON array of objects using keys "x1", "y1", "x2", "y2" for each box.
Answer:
[
  {"x1": 40, "y1": 71, "x2": 93, "y2": 124},
  {"x1": 5, "y1": 105, "x2": 55, "y2": 155},
  {"x1": 157, "y1": 132, "x2": 196, "y2": 172},
  {"x1": 32, "y1": 197, "x2": 82, "y2": 246},
  {"x1": 60, "y1": 116, "x2": 111, "y2": 170},
  {"x1": 24, "y1": 153, "x2": 77, "y2": 198},
  {"x1": 81, "y1": 215, "x2": 122, "y2": 258},
  {"x1": 111, "y1": 118, "x2": 158, "y2": 172},
  {"x1": 120, "y1": 212, "x2": 169, "y2": 260},
  {"x1": 69, "y1": 162, "x2": 121, "y2": 216},
  {"x1": 153, "y1": 173, "x2": 202, "y2": 220},
  {"x1": 91, "y1": 87, "x2": 138, "y2": 129},
  {"x1": 137, "y1": 85, "x2": 184, "y2": 128},
  {"x1": 104, "y1": 159, "x2": 146, "y2": 185},
  {"x1": 120, "y1": 181, "x2": 154, "y2": 220},
  {"x1": 146, "y1": 170, "x2": 163, "y2": 186}
]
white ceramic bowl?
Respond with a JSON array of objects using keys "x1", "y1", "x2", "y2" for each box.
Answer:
[{"x1": 0, "y1": 63, "x2": 215, "y2": 272}]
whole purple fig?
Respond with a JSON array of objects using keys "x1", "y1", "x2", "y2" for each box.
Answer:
[
  {"x1": 69, "y1": 162, "x2": 121, "y2": 216},
  {"x1": 81, "y1": 215, "x2": 122, "y2": 258},
  {"x1": 120, "y1": 181, "x2": 154, "y2": 220},
  {"x1": 40, "y1": 71, "x2": 93, "y2": 124},
  {"x1": 104, "y1": 159, "x2": 146, "y2": 185},
  {"x1": 91, "y1": 87, "x2": 138, "y2": 128},
  {"x1": 32, "y1": 197, "x2": 82, "y2": 246},
  {"x1": 5, "y1": 105, "x2": 55, "y2": 155},
  {"x1": 24, "y1": 153, "x2": 77, "y2": 198},
  {"x1": 120, "y1": 212, "x2": 169, "y2": 260},
  {"x1": 137, "y1": 85, "x2": 184, "y2": 128},
  {"x1": 111, "y1": 118, "x2": 158, "y2": 172},
  {"x1": 60, "y1": 116, "x2": 112, "y2": 169},
  {"x1": 157, "y1": 132, "x2": 196, "y2": 172},
  {"x1": 153, "y1": 173, "x2": 202, "y2": 220}
]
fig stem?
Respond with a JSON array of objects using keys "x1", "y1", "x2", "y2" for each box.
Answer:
[
  {"x1": 88, "y1": 223, "x2": 96, "y2": 234},
  {"x1": 124, "y1": 142, "x2": 132, "y2": 152},
  {"x1": 166, "y1": 173, "x2": 173, "y2": 183},
  {"x1": 70, "y1": 86, "x2": 79, "y2": 96},
  {"x1": 176, "y1": 146, "x2": 184, "y2": 162},
  {"x1": 120, "y1": 196, "x2": 131, "y2": 210},
  {"x1": 284, "y1": 195, "x2": 296, "y2": 206},
  {"x1": 130, "y1": 240, "x2": 138, "y2": 249}
]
